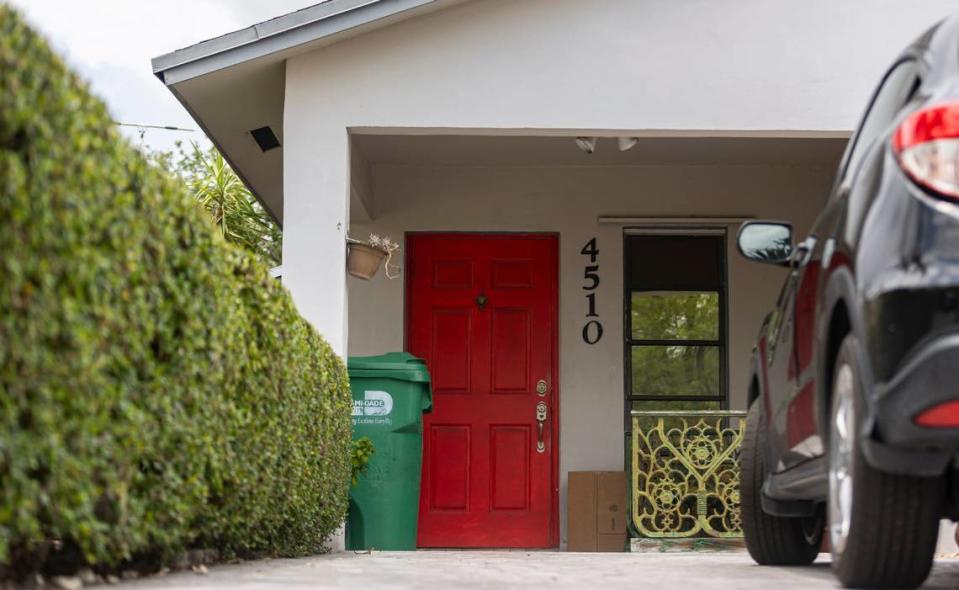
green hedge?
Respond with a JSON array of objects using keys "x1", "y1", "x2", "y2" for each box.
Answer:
[{"x1": 0, "y1": 6, "x2": 352, "y2": 572}]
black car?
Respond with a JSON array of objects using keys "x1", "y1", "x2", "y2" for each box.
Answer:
[{"x1": 737, "y1": 14, "x2": 959, "y2": 589}]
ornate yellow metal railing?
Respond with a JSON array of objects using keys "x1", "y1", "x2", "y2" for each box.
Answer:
[{"x1": 631, "y1": 410, "x2": 747, "y2": 538}]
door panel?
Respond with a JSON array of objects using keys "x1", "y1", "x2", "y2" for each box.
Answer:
[
  {"x1": 490, "y1": 425, "x2": 530, "y2": 510},
  {"x1": 408, "y1": 234, "x2": 557, "y2": 548},
  {"x1": 765, "y1": 271, "x2": 801, "y2": 473},
  {"x1": 430, "y1": 309, "x2": 471, "y2": 394},
  {"x1": 429, "y1": 425, "x2": 470, "y2": 510},
  {"x1": 785, "y1": 239, "x2": 825, "y2": 464},
  {"x1": 490, "y1": 308, "x2": 530, "y2": 393}
]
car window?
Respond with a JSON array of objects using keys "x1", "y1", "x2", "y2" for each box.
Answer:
[
  {"x1": 840, "y1": 60, "x2": 920, "y2": 182},
  {"x1": 841, "y1": 60, "x2": 921, "y2": 245}
]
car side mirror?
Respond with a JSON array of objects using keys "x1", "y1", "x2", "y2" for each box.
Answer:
[{"x1": 737, "y1": 221, "x2": 793, "y2": 266}]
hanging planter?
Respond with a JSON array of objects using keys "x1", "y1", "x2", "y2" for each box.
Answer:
[
  {"x1": 347, "y1": 234, "x2": 401, "y2": 280},
  {"x1": 347, "y1": 242, "x2": 386, "y2": 280}
]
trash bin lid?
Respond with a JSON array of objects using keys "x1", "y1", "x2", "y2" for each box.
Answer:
[{"x1": 347, "y1": 352, "x2": 431, "y2": 383}]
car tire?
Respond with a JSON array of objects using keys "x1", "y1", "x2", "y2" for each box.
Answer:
[
  {"x1": 741, "y1": 399, "x2": 821, "y2": 566},
  {"x1": 828, "y1": 334, "x2": 943, "y2": 589}
]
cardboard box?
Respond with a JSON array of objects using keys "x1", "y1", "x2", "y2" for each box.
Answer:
[{"x1": 567, "y1": 471, "x2": 627, "y2": 552}]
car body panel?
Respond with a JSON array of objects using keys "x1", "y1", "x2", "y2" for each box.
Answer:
[{"x1": 746, "y1": 14, "x2": 959, "y2": 510}]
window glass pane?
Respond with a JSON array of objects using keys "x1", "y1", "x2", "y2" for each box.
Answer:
[
  {"x1": 631, "y1": 292, "x2": 719, "y2": 341},
  {"x1": 626, "y1": 235, "x2": 722, "y2": 291},
  {"x1": 631, "y1": 345, "x2": 719, "y2": 397},
  {"x1": 630, "y1": 399, "x2": 722, "y2": 432},
  {"x1": 631, "y1": 399, "x2": 722, "y2": 412}
]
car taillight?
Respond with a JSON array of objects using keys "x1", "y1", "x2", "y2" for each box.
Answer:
[
  {"x1": 893, "y1": 101, "x2": 959, "y2": 199},
  {"x1": 913, "y1": 400, "x2": 959, "y2": 428}
]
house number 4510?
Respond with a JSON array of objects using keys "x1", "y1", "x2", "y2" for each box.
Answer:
[{"x1": 581, "y1": 238, "x2": 603, "y2": 344}]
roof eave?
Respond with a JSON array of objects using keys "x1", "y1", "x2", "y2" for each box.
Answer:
[
  {"x1": 152, "y1": 0, "x2": 439, "y2": 86},
  {"x1": 165, "y1": 83, "x2": 285, "y2": 227}
]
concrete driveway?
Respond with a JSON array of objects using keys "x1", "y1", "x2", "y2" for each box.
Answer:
[{"x1": 108, "y1": 552, "x2": 959, "y2": 590}]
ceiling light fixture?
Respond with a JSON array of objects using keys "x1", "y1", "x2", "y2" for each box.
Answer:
[
  {"x1": 575, "y1": 137, "x2": 597, "y2": 154},
  {"x1": 618, "y1": 137, "x2": 639, "y2": 152}
]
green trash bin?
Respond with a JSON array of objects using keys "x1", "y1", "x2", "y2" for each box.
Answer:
[{"x1": 346, "y1": 352, "x2": 432, "y2": 550}]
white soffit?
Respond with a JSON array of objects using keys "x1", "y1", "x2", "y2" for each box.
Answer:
[{"x1": 151, "y1": 0, "x2": 460, "y2": 224}]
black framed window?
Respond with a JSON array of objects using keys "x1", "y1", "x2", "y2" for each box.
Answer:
[{"x1": 624, "y1": 232, "x2": 727, "y2": 412}]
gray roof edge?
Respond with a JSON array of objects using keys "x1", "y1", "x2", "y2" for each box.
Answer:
[{"x1": 152, "y1": 0, "x2": 437, "y2": 83}]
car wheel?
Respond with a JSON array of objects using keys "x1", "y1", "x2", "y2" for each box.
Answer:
[
  {"x1": 828, "y1": 334, "x2": 942, "y2": 589},
  {"x1": 741, "y1": 399, "x2": 821, "y2": 565}
]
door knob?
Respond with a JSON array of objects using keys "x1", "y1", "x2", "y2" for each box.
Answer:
[{"x1": 535, "y1": 401, "x2": 548, "y2": 453}]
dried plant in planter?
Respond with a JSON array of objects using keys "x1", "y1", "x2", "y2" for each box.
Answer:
[{"x1": 368, "y1": 234, "x2": 401, "y2": 279}]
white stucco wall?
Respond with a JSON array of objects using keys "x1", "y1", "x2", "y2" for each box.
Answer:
[
  {"x1": 347, "y1": 162, "x2": 835, "y2": 546},
  {"x1": 285, "y1": 0, "x2": 959, "y2": 133},
  {"x1": 282, "y1": 0, "x2": 957, "y2": 353}
]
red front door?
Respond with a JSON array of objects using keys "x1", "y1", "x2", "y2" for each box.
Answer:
[{"x1": 407, "y1": 234, "x2": 558, "y2": 548}]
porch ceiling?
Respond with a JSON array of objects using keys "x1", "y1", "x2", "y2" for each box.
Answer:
[
  {"x1": 348, "y1": 134, "x2": 848, "y2": 221},
  {"x1": 351, "y1": 134, "x2": 849, "y2": 168}
]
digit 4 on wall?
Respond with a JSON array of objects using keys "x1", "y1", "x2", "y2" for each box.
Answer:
[{"x1": 581, "y1": 238, "x2": 603, "y2": 344}]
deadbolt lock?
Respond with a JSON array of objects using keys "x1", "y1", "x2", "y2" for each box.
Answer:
[{"x1": 536, "y1": 379, "x2": 548, "y2": 396}]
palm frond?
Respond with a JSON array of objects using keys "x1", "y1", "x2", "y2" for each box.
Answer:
[{"x1": 164, "y1": 142, "x2": 282, "y2": 266}]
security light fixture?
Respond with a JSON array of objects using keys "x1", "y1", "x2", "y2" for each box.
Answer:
[
  {"x1": 575, "y1": 137, "x2": 597, "y2": 154},
  {"x1": 618, "y1": 137, "x2": 639, "y2": 152},
  {"x1": 250, "y1": 126, "x2": 281, "y2": 152}
]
